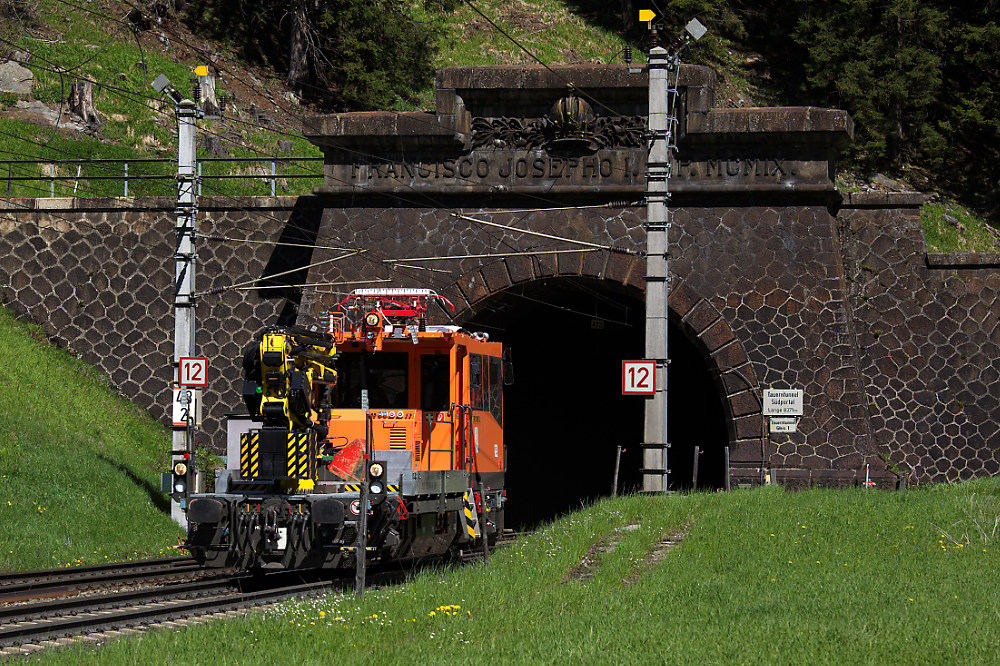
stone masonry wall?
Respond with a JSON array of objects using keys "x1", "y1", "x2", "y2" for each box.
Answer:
[
  {"x1": 1, "y1": 193, "x2": 997, "y2": 486},
  {"x1": 296, "y1": 197, "x2": 883, "y2": 487},
  {"x1": 670, "y1": 203, "x2": 877, "y2": 487},
  {"x1": 0, "y1": 197, "x2": 323, "y2": 449},
  {"x1": 839, "y1": 193, "x2": 1000, "y2": 483}
]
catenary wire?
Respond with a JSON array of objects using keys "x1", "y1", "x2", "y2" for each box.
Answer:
[{"x1": 8, "y1": 3, "x2": 650, "y2": 325}]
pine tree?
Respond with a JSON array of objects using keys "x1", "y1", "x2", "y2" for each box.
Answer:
[
  {"x1": 183, "y1": 0, "x2": 443, "y2": 110},
  {"x1": 789, "y1": 0, "x2": 946, "y2": 170}
]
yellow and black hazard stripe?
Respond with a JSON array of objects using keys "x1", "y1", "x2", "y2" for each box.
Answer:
[
  {"x1": 286, "y1": 431, "x2": 313, "y2": 479},
  {"x1": 240, "y1": 432, "x2": 260, "y2": 479},
  {"x1": 462, "y1": 492, "x2": 477, "y2": 538},
  {"x1": 341, "y1": 483, "x2": 401, "y2": 493}
]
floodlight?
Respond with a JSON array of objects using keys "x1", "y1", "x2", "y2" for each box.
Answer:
[
  {"x1": 151, "y1": 73, "x2": 171, "y2": 94},
  {"x1": 685, "y1": 18, "x2": 707, "y2": 41},
  {"x1": 152, "y1": 73, "x2": 185, "y2": 103}
]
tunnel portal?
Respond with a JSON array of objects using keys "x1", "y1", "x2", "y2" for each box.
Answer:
[{"x1": 463, "y1": 277, "x2": 729, "y2": 528}]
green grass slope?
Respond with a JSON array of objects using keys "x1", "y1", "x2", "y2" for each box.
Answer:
[
  {"x1": 0, "y1": 307, "x2": 182, "y2": 572},
  {"x1": 922, "y1": 201, "x2": 1000, "y2": 253},
  {"x1": 1, "y1": 0, "x2": 996, "y2": 250},
  {"x1": 38, "y1": 481, "x2": 1000, "y2": 664},
  {"x1": 0, "y1": 0, "x2": 322, "y2": 199}
]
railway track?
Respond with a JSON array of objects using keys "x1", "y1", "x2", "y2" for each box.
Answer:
[
  {"x1": 0, "y1": 556, "x2": 210, "y2": 604},
  {"x1": 0, "y1": 567, "x2": 342, "y2": 658},
  {"x1": 0, "y1": 533, "x2": 523, "y2": 657}
]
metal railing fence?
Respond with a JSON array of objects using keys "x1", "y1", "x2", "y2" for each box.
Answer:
[{"x1": 0, "y1": 157, "x2": 324, "y2": 198}]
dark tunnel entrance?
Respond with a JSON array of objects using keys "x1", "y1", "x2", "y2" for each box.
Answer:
[{"x1": 462, "y1": 277, "x2": 730, "y2": 529}]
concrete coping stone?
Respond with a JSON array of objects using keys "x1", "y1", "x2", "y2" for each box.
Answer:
[
  {"x1": 926, "y1": 252, "x2": 1000, "y2": 269},
  {"x1": 435, "y1": 63, "x2": 714, "y2": 91},
  {"x1": 303, "y1": 111, "x2": 462, "y2": 142},
  {"x1": 0, "y1": 195, "x2": 305, "y2": 213},
  {"x1": 840, "y1": 191, "x2": 930, "y2": 208},
  {"x1": 698, "y1": 106, "x2": 854, "y2": 138}
]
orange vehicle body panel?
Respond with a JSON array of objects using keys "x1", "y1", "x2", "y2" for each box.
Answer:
[{"x1": 325, "y1": 325, "x2": 504, "y2": 478}]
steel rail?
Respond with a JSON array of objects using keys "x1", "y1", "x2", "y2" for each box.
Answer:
[
  {"x1": 0, "y1": 575, "x2": 336, "y2": 651},
  {"x1": 0, "y1": 533, "x2": 527, "y2": 657},
  {"x1": 0, "y1": 556, "x2": 195, "y2": 584},
  {"x1": 0, "y1": 577, "x2": 233, "y2": 625},
  {"x1": 0, "y1": 557, "x2": 205, "y2": 604}
]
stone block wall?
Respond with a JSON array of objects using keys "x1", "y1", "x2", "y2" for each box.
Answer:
[
  {"x1": 0, "y1": 197, "x2": 322, "y2": 448},
  {"x1": 294, "y1": 196, "x2": 886, "y2": 487},
  {"x1": 839, "y1": 193, "x2": 1000, "y2": 483},
  {"x1": 1, "y1": 192, "x2": 997, "y2": 488},
  {"x1": 669, "y1": 202, "x2": 878, "y2": 487}
]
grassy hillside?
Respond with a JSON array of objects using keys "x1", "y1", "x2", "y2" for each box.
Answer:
[
  {"x1": 0, "y1": 307, "x2": 182, "y2": 572},
  {"x1": 921, "y1": 201, "x2": 1000, "y2": 253},
  {"x1": 0, "y1": 0, "x2": 632, "y2": 200},
  {"x1": 35, "y1": 481, "x2": 1000, "y2": 664},
  {"x1": 0, "y1": 0, "x2": 996, "y2": 251},
  {"x1": 0, "y1": 0, "x2": 322, "y2": 199}
]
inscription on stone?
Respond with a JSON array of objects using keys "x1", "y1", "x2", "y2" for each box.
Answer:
[
  {"x1": 677, "y1": 158, "x2": 792, "y2": 179},
  {"x1": 326, "y1": 151, "x2": 817, "y2": 193},
  {"x1": 335, "y1": 149, "x2": 641, "y2": 190}
]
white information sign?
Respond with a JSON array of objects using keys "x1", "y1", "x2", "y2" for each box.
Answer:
[
  {"x1": 770, "y1": 417, "x2": 798, "y2": 433},
  {"x1": 622, "y1": 360, "x2": 656, "y2": 395},
  {"x1": 179, "y1": 356, "x2": 208, "y2": 387},
  {"x1": 172, "y1": 386, "x2": 202, "y2": 427},
  {"x1": 763, "y1": 389, "x2": 804, "y2": 416}
]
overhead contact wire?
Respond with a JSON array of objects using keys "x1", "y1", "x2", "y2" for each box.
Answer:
[{"x1": 12, "y1": 2, "x2": 641, "y2": 315}]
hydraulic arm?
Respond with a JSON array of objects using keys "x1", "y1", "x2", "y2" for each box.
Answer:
[{"x1": 239, "y1": 327, "x2": 338, "y2": 488}]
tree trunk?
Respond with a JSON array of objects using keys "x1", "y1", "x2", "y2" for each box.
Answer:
[
  {"x1": 619, "y1": 0, "x2": 636, "y2": 36},
  {"x1": 68, "y1": 80, "x2": 100, "y2": 126},
  {"x1": 286, "y1": 0, "x2": 309, "y2": 95}
]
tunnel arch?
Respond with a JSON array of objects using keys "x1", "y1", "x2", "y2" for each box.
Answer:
[{"x1": 452, "y1": 268, "x2": 762, "y2": 528}]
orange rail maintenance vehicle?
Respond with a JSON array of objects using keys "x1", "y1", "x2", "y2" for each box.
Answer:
[{"x1": 184, "y1": 288, "x2": 509, "y2": 570}]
